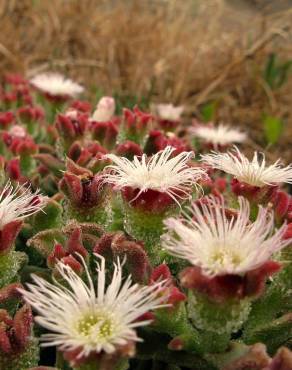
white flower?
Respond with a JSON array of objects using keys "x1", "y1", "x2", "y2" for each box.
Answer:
[
  {"x1": 162, "y1": 196, "x2": 290, "y2": 277},
  {"x1": 191, "y1": 124, "x2": 246, "y2": 148},
  {"x1": 103, "y1": 146, "x2": 206, "y2": 204},
  {"x1": 30, "y1": 73, "x2": 84, "y2": 98},
  {"x1": 201, "y1": 146, "x2": 292, "y2": 187},
  {"x1": 0, "y1": 181, "x2": 47, "y2": 229},
  {"x1": 91, "y1": 96, "x2": 115, "y2": 122},
  {"x1": 20, "y1": 256, "x2": 167, "y2": 357},
  {"x1": 154, "y1": 103, "x2": 184, "y2": 121}
]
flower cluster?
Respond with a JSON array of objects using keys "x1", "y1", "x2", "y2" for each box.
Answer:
[{"x1": 0, "y1": 72, "x2": 291, "y2": 370}]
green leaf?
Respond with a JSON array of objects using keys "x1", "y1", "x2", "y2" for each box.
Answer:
[
  {"x1": 264, "y1": 53, "x2": 277, "y2": 88},
  {"x1": 263, "y1": 53, "x2": 292, "y2": 89},
  {"x1": 32, "y1": 199, "x2": 64, "y2": 233},
  {"x1": 0, "y1": 251, "x2": 28, "y2": 289},
  {"x1": 263, "y1": 115, "x2": 283, "y2": 145},
  {"x1": 244, "y1": 313, "x2": 292, "y2": 354},
  {"x1": 200, "y1": 101, "x2": 217, "y2": 122},
  {"x1": 27, "y1": 228, "x2": 65, "y2": 257}
]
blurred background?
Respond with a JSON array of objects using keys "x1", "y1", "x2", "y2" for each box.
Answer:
[{"x1": 0, "y1": 0, "x2": 292, "y2": 159}]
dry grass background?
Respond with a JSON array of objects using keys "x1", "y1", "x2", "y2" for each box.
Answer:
[{"x1": 0, "y1": 0, "x2": 291, "y2": 159}]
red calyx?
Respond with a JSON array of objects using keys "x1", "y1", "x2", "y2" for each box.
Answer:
[
  {"x1": 157, "y1": 118, "x2": 180, "y2": 131},
  {"x1": 231, "y1": 179, "x2": 277, "y2": 204},
  {"x1": 122, "y1": 187, "x2": 176, "y2": 214},
  {"x1": 180, "y1": 261, "x2": 281, "y2": 303}
]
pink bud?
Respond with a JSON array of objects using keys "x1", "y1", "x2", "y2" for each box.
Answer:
[
  {"x1": 92, "y1": 96, "x2": 115, "y2": 122},
  {"x1": 9, "y1": 125, "x2": 27, "y2": 138}
]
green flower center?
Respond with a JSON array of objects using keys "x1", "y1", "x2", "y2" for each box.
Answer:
[
  {"x1": 77, "y1": 312, "x2": 115, "y2": 340},
  {"x1": 211, "y1": 248, "x2": 242, "y2": 268}
]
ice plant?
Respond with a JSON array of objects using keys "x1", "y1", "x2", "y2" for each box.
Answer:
[
  {"x1": 155, "y1": 104, "x2": 184, "y2": 121},
  {"x1": 20, "y1": 256, "x2": 167, "y2": 368},
  {"x1": 102, "y1": 146, "x2": 205, "y2": 261},
  {"x1": 201, "y1": 146, "x2": 292, "y2": 203},
  {"x1": 191, "y1": 124, "x2": 246, "y2": 149},
  {"x1": 0, "y1": 180, "x2": 47, "y2": 259},
  {"x1": 162, "y1": 196, "x2": 289, "y2": 277},
  {"x1": 103, "y1": 146, "x2": 205, "y2": 207},
  {"x1": 154, "y1": 103, "x2": 184, "y2": 130},
  {"x1": 0, "y1": 181, "x2": 47, "y2": 230},
  {"x1": 30, "y1": 73, "x2": 84, "y2": 99},
  {"x1": 201, "y1": 146, "x2": 292, "y2": 187},
  {"x1": 162, "y1": 196, "x2": 290, "y2": 338},
  {"x1": 0, "y1": 70, "x2": 292, "y2": 369}
]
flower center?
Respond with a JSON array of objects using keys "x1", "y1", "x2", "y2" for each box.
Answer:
[
  {"x1": 210, "y1": 247, "x2": 242, "y2": 270},
  {"x1": 77, "y1": 312, "x2": 115, "y2": 341}
]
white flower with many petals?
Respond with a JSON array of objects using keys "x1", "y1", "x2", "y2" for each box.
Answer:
[
  {"x1": 162, "y1": 196, "x2": 290, "y2": 277},
  {"x1": 20, "y1": 256, "x2": 167, "y2": 357},
  {"x1": 30, "y1": 73, "x2": 84, "y2": 98},
  {"x1": 92, "y1": 96, "x2": 115, "y2": 122},
  {"x1": 103, "y1": 146, "x2": 206, "y2": 204},
  {"x1": 154, "y1": 103, "x2": 184, "y2": 121},
  {"x1": 0, "y1": 181, "x2": 47, "y2": 229},
  {"x1": 201, "y1": 147, "x2": 292, "y2": 187},
  {"x1": 191, "y1": 124, "x2": 246, "y2": 148}
]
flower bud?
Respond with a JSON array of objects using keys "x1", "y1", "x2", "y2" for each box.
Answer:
[
  {"x1": 115, "y1": 140, "x2": 143, "y2": 159},
  {"x1": 0, "y1": 111, "x2": 14, "y2": 128},
  {"x1": 92, "y1": 96, "x2": 115, "y2": 122}
]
